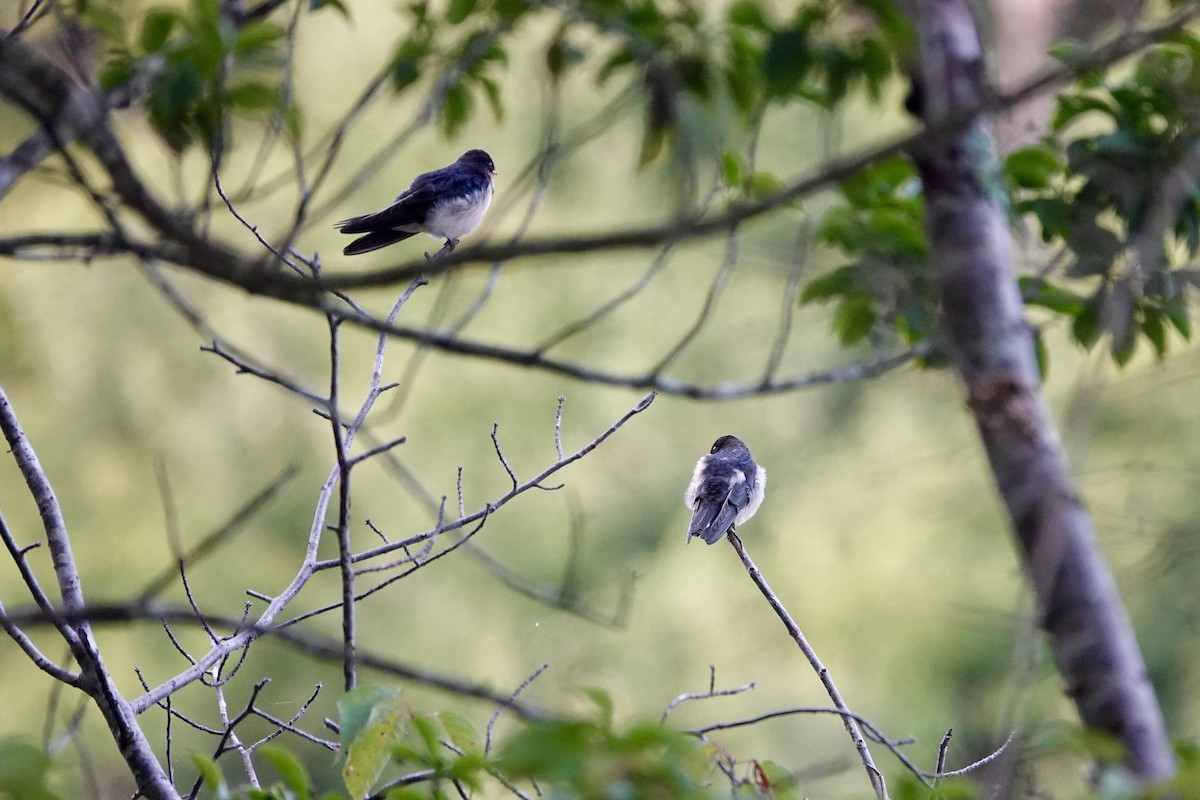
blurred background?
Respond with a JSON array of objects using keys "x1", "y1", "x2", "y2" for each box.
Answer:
[{"x1": 1, "y1": 0, "x2": 1198, "y2": 796}]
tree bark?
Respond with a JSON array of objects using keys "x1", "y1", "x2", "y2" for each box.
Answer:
[{"x1": 906, "y1": 0, "x2": 1175, "y2": 783}]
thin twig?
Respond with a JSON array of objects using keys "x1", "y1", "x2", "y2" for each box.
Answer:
[
  {"x1": 932, "y1": 728, "x2": 952, "y2": 795},
  {"x1": 487, "y1": 663, "x2": 550, "y2": 754},
  {"x1": 662, "y1": 667, "x2": 755, "y2": 723},
  {"x1": 727, "y1": 532, "x2": 889, "y2": 800}
]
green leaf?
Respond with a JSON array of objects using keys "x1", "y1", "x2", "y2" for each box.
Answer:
[
  {"x1": 1141, "y1": 310, "x2": 1167, "y2": 357},
  {"x1": 1052, "y1": 94, "x2": 1116, "y2": 131},
  {"x1": 546, "y1": 37, "x2": 585, "y2": 79},
  {"x1": 438, "y1": 712, "x2": 480, "y2": 754},
  {"x1": 800, "y1": 265, "x2": 859, "y2": 304},
  {"x1": 228, "y1": 82, "x2": 278, "y2": 111},
  {"x1": 596, "y1": 51, "x2": 635, "y2": 85},
  {"x1": 148, "y1": 58, "x2": 204, "y2": 152},
  {"x1": 446, "y1": 0, "x2": 478, "y2": 24},
  {"x1": 1072, "y1": 299, "x2": 1102, "y2": 348},
  {"x1": 235, "y1": 22, "x2": 284, "y2": 54},
  {"x1": 440, "y1": 83, "x2": 472, "y2": 137},
  {"x1": 83, "y1": 5, "x2": 128, "y2": 47},
  {"x1": 1164, "y1": 292, "x2": 1191, "y2": 339},
  {"x1": 832, "y1": 295, "x2": 876, "y2": 345},
  {"x1": 582, "y1": 687, "x2": 613, "y2": 730},
  {"x1": 638, "y1": 122, "x2": 668, "y2": 168},
  {"x1": 763, "y1": 27, "x2": 811, "y2": 97},
  {"x1": 260, "y1": 745, "x2": 311, "y2": 796},
  {"x1": 1112, "y1": 333, "x2": 1137, "y2": 366},
  {"x1": 285, "y1": 104, "x2": 303, "y2": 140},
  {"x1": 744, "y1": 170, "x2": 783, "y2": 198},
  {"x1": 343, "y1": 702, "x2": 406, "y2": 800},
  {"x1": 190, "y1": 753, "x2": 224, "y2": 791},
  {"x1": 338, "y1": 685, "x2": 398, "y2": 750},
  {"x1": 898, "y1": 297, "x2": 937, "y2": 343},
  {"x1": 140, "y1": 9, "x2": 180, "y2": 53},
  {"x1": 0, "y1": 740, "x2": 58, "y2": 800},
  {"x1": 500, "y1": 721, "x2": 592, "y2": 782},
  {"x1": 1004, "y1": 144, "x2": 1059, "y2": 189},
  {"x1": 99, "y1": 53, "x2": 136, "y2": 91},
  {"x1": 1047, "y1": 38, "x2": 1087, "y2": 64},
  {"x1": 494, "y1": 0, "x2": 528, "y2": 17},
  {"x1": 479, "y1": 76, "x2": 503, "y2": 120},
  {"x1": 1032, "y1": 327, "x2": 1049, "y2": 380},
  {"x1": 392, "y1": 55, "x2": 421, "y2": 91},
  {"x1": 1019, "y1": 278, "x2": 1086, "y2": 315},
  {"x1": 721, "y1": 151, "x2": 743, "y2": 187},
  {"x1": 448, "y1": 752, "x2": 490, "y2": 783},
  {"x1": 729, "y1": 0, "x2": 770, "y2": 30},
  {"x1": 412, "y1": 714, "x2": 441, "y2": 756}
]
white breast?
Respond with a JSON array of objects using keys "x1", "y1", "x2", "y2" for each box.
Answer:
[{"x1": 425, "y1": 186, "x2": 493, "y2": 240}]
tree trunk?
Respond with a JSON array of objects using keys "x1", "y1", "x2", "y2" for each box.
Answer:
[{"x1": 905, "y1": 0, "x2": 1175, "y2": 784}]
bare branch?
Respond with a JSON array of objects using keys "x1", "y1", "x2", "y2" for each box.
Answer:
[
  {"x1": 0, "y1": 385, "x2": 177, "y2": 798},
  {"x1": 727, "y1": 532, "x2": 888, "y2": 800},
  {"x1": 661, "y1": 667, "x2": 755, "y2": 723},
  {"x1": 313, "y1": 392, "x2": 655, "y2": 571}
]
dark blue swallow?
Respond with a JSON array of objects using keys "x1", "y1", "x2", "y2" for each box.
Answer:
[
  {"x1": 337, "y1": 149, "x2": 496, "y2": 255},
  {"x1": 684, "y1": 435, "x2": 766, "y2": 545}
]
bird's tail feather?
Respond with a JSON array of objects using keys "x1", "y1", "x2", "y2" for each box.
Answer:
[
  {"x1": 687, "y1": 502, "x2": 738, "y2": 545},
  {"x1": 342, "y1": 230, "x2": 418, "y2": 256}
]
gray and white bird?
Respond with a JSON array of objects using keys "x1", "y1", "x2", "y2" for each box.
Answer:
[
  {"x1": 336, "y1": 149, "x2": 496, "y2": 256},
  {"x1": 684, "y1": 435, "x2": 766, "y2": 545}
]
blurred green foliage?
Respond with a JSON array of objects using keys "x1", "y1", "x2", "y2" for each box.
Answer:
[
  {"x1": 0, "y1": 739, "x2": 60, "y2": 800},
  {"x1": 90, "y1": 0, "x2": 291, "y2": 151}
]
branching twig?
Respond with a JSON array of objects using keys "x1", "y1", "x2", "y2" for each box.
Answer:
[{"x1": 661, "y1": 665, "x2": 755, "y2": 723}]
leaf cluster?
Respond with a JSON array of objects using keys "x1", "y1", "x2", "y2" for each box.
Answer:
[
  {"x1": 387, "y1": 0, "x2": 513, "y2": 138},
  {"x1": 89, "y1": 0, "x2": 290, "y2": 152},
  {"x1": 800, "y1": 30, "x2": 1200, "y2": 370},
  {"x1": 1014, "y1": 32, "x2": 1200, "y2": 364},
  {"x1": 803, "y1": 156, "x2": 934, "y2": 349},
  {"x1": 186, "y1": 685, "x2": 812, "y2": 800},
  {"x1": 377, "y1": 0, "x2": 907, "y2": 163}
]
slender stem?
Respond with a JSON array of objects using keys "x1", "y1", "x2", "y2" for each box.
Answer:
[{"x1": 728, "y1": 532, "x2": 888, "y2": 800}]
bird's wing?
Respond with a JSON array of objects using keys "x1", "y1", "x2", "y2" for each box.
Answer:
[
  {"x1": 687, "y1": 466, "x2": 750, "y2": 544},
  {"x1": 336, "y1": 188, "x2": 434, "y2": 233}
]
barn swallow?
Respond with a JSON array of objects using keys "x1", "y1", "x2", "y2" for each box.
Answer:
[
  {"x1": 337, "y1": 149, "x2": 496, "y2": 255},
  {"x1": 684, "y1": 435, "x2": 766, "y2": 545}
]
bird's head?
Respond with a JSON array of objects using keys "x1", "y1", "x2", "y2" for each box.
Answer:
[
  {"x1": 710, "y1": 435, "x2": 750, "y2": 455},
  {"x1": 459, "y1": 149, "x2": 496, "y2": 176}
]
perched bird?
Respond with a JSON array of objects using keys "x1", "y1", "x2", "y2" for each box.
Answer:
[
  {"x1": 337, "y1": 149, "x2": 496, "y2": 256},
  {"x1": 684, "y1": 435, "x2": 766, "y2": 545}
]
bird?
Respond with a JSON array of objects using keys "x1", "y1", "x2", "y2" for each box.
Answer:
[
  {"x1": 336, "y1": 149, "x2": 496, "y2": 256},
  {"x1": 684, "y1": 435, "x2": 766, "y2": 545}
]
